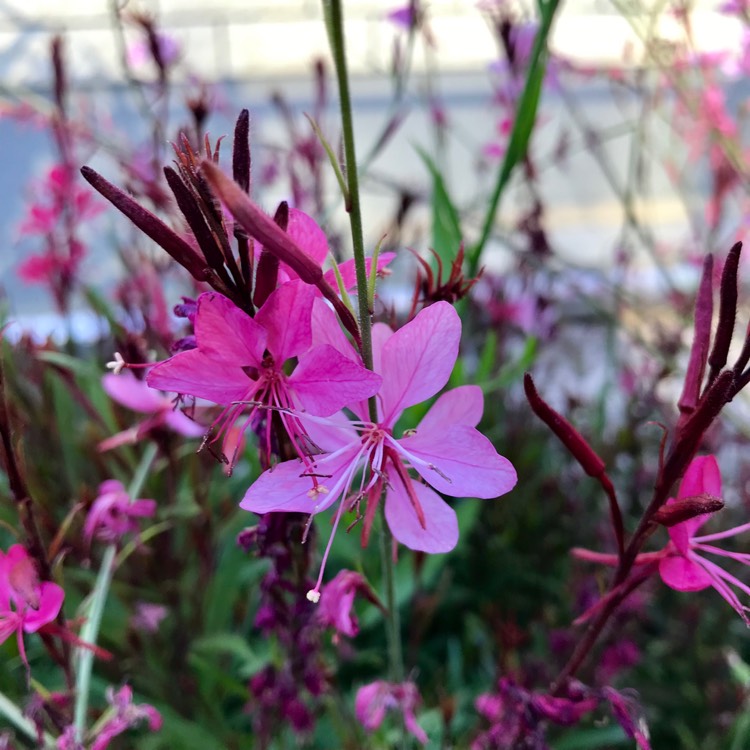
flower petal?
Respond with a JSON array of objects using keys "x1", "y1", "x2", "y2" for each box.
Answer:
[
  {"x1": 658, "y1": 554, "x2": 712, "y2": 591},
  {"x1": 23, "y1": 581, "x2": 64, "y2": 633},
  {"x1": 379, "y1": 302, "x2": 460, "y2": 427},
  {"x1": 398, "y1": 425, "x2": 517, "y2": 498},
  {"x1": 323, "y1": 252, "x2": 396, "y2": 291},
  {"x1": 240, "y1": 448, "x2": 359, "y2": 514},
  {"x1": 163, "y1": 409, "x2": 205, "y2": 437},
  {"x1": 255, "y1": 280, "x2": 315, "y2": 362},
  {"x1": 103, "y1": 372, "x2": 165, "y2": 413},
  {"x1": 311, "y1": 298, "x2": 358, "y2": 360},
  {"x1": 290, "y1": 345, "x2": 382, "y2": 416},
  {"x1": 194, "y1": 292, "x2": 266, "y2": 366},
  {"x1": 417, "y1": 385, "x2": 484, "y2": 432},
  {"x1": 287, "y1": 208, "x2": 329, "y2": 266},
  {"x1": 147, "y1": 349, "x2": 253, "y2": 404},
  {"x1": 669, "y1": 455, "x2": 723, "y2": 551},
  {"x1": 385, "y1": 479, "x2": 458, "y2": 552}
]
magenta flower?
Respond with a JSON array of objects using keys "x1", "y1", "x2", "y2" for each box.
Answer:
[
  {"x1": 316, "y1": 570, "x2": 380, "y2": 639},
  {"x1": 241, "y1": 301, "x2": 517, "y2": 598},
  {"x1": 0, "y1": 545, "x2": 64, "y2": 666},
  {"x1": 355, "y1": 680, "x2": 427, "y2": 745},
  {"x1": 84, "y1": 480, "x2": 157, "y2": 547},
  {"x1": 147, "y1": 280, "x2": 381, "y2": 467},
  {"x1": 575, "y1": 455, "x2": 750, "y2": 625},
  {"x1": 658, "y1": 455, "x2": 750, "y2": 623},
  {"x1": 100, "y1": 371, "x2": 204, "y2": 451},
  {"x1": 89, "y1": 685, "x2": 162, "y2": 750}
]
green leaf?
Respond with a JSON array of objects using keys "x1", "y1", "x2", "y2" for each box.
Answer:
[
  {"x1": 551, "y1": 725, "x2": 630, "y2": 749},
  {"x1": 468, "y1": 0, "x2": 562, "y2": 274},
  {"x1": 416, "y1": 146, "x2": 462, "y2": 277}
]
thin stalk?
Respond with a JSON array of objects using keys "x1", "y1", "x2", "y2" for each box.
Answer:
[
  {"x1": 323, "y1": 0, "x2": 375, "y2": 397},
  {"x1": 380, "y1": 522, "x2": 404, "y2": 683},
  {"x1": 324, "y1": 0, "x2": 407, "y2": 697},
  {"x1": 73, "y1": 442, "x2": 158, "y2": 739},
  {"x1": 0, "y1": 689, "x2": 56, "y2": 747}
]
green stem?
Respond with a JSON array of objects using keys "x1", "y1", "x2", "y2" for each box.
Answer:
[
  {"x1": 380, "y1": 522, "x2": 404, "y2": 683},
  {"x1": 0, "y1": 689, "x2": 56, "y2": 747},
  {"x1": 323, "y1": 0, "x2": 375, "y2": 401},
  {"x1": 468, "y1": 0, "x2": 560, "y2": 276},
  {"x1": 73, "y1": 442, "x2": 158, "y2": 739},
  {"x1": 324, "y1": 0, "x2": 407, "y2": 699}
]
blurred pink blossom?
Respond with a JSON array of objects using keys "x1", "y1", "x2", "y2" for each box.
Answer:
[
  {"x1": 355, "y1": 680, "x2": 427, "y2": 744},
  {"x1": 0, "y1": 544, "x2": 64, "y2": 667},
  {"x1": 84, "y1": 480, "x2": 156, "y2": 547}
]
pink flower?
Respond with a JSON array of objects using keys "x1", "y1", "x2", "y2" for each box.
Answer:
[
  {"x1": 100, "y1": 371, "x2": 204, "y2": 451},
  {"x1": 355, "y1": 680, "x2": 427, "y2": 745},
  {"x1": 89, "y1": 685, "x2": 162, "y2": 750},
  {"x1": 575, "y1": 455, "x2": 750, "y2": 625},
  {"x1": 147, "y1": 281, "x2": 381, "y2": 468},
  {"x1": 0, "y1": 545, "x2": 64, "y2": 667},
  {"x1": 316, "y1": 570, "x2": 380, "y2": 639},
  {"x1": 241, "y1": 301, "x2": 517, "y2": 598},
  {"x1": 130, "y1": 602, "x2": 168, "y2": 633},
  {"x1": 84, "y1": 480, "x2": 157, "y2": 547},
  {"x1": 658, "y1": 455, "x2": 750, "y2": 623}
]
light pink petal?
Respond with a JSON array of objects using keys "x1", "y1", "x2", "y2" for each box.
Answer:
[
  {"x1": 147, "y1": 349, "x2": 254, "y2": 405},
  {"x1": 310, "y1": 297, "x2": 359, "y2": 360},
  {"x1": 23, "y1": 581, "x2": 64, "y2": 632},
  {"x1": 102, "y1": 372, "x2": 165, "y2": 413},
  {"x1": 290, "y1": 345, "x2": 382, "y2": 416},
  {"x1": 659, "y1": 554, "x2": 712, "y2": 591},
  {"x1": 194, "y1": 292, "x2": 267, "y2": 366},
  {"x1": 296, "y1": 410, "x2": 358, "y2": 454},
  {"x1": 163, "y1": 409, "x2": 205, "y2": 437},
  {"x1": 417, "y1": 385, "x2": 484, "y2": 432},
  {"x1": 323, "y1": 252, "x2": 396, "y2": 291},
  {"x1": 379, "y1": 302, "x2": 460, "y2": 427},
  {"x1": 404, "y1": 710, "x2": 428, "y2": 745},
  {"x1": 240, "y1": 448, "x2": 358, "y2": 514},
  {"x1": 371, "y1": 322, "x2": 393, "y2": 378},
  {"x1": 398, "y1": 425, "x2": 517, "y2": 498},
  {"x1": 98, "y1": 427, "x2": 140, "y2": 452},
  {"x1": 255, "y1": 280, "x2": 315, "y2": 362},
  {"x1": 385, "y1": 479, "x2": 458, "y2": 552},
  {"x1": 287, "y1": 208, "x2": 329, "y2": 266}
]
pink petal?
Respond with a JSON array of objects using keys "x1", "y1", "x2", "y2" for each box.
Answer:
[
  {"x1": 147, "y1": 349, "x2": 254, "y2": 404},
  {"x1": 417, "y1": 385, "x2": 484, "y2": 432},
  {"x1": 240, "y1": 448, "x2": 358, "y2": 514},
  {"x1": 255, "y1": 280, "x2": 315, "y2": 362},
  {"x1": 378, "y1": 302, "x2": 460, "y2": 427},
  {"x1": 22, "y1": 581, "x2": 64, "y2": 632},
  {"x1": 296, "y1": 410, "x2": 358, "y2": 454},
  {"x1": 371, "y1": 322, "x2": 393, "y2": 377},
  {"x1": 355, "y1": 682, "x2": 388, "y2": 731},
  {"x1": 287, "y1": 208, "x2": 329, "y2": 266},
  {"x1": 669, "y1": 455, "x2": 723, "y2": 550},
  {"x1": 398, "y1": 425, "x2": 517, "y2": 498},
  {"x1": 163, "y1": 409, "x2": 205, "y2": 437},
  {"x1": 194, "y1": 292, "x2": 267, "y2": 367},
  {"x1": 658, "y1": 555, "x2": 712, "y2": 591},
  {"x1": 323, "y1": 252, "x2": 396, "y2": 291},
  {"x1": 102, "y1": 372, "x2": 165, "y2": 413},
  {"x1": 385, "y1": 479, "x2": 458, "y2": 552},
  {"x1": 311, "y1": 298, "x2": 359, "y2": 360},
  {"x1": 290, "y1": 345, "x2": 382, "y2": 416}
]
